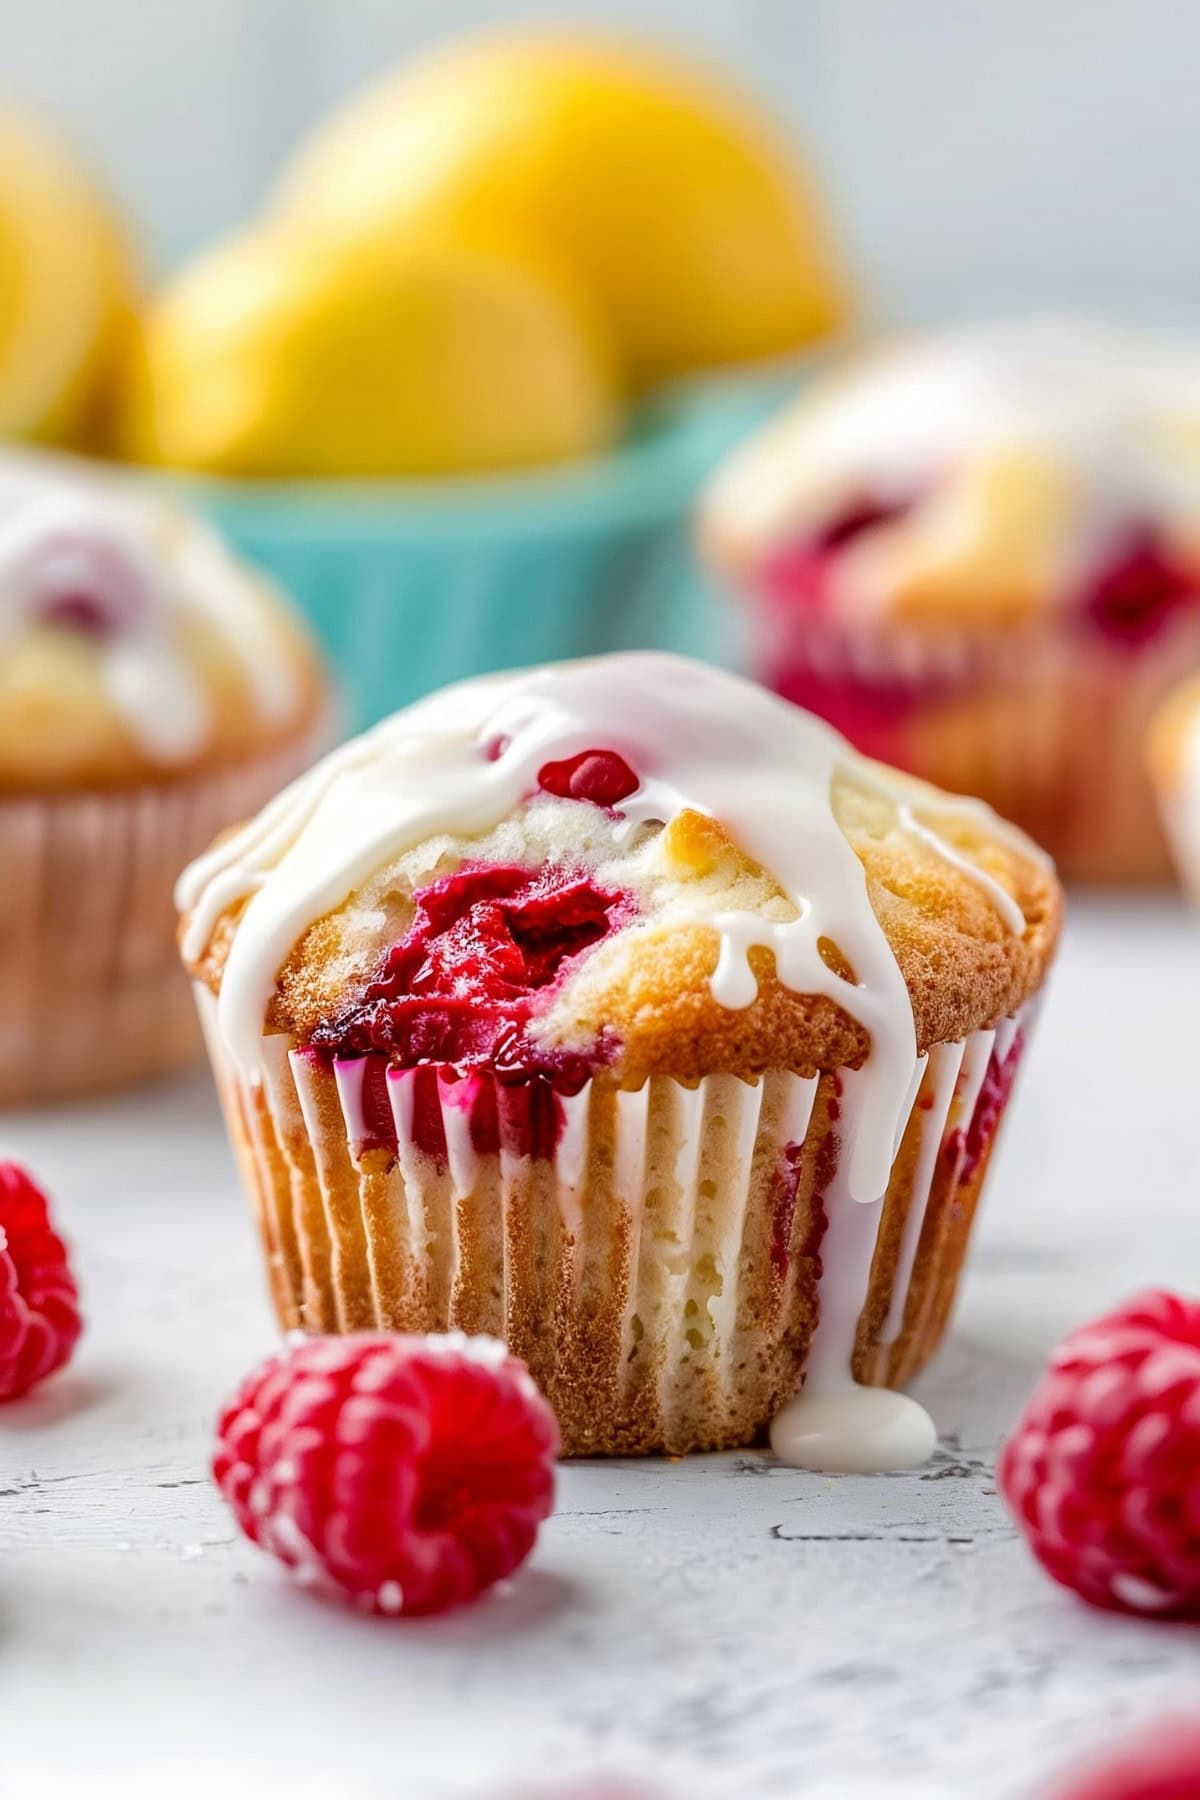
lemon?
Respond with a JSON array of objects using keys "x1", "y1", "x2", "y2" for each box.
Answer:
[
  {"x1": 0, "y1": 110, "x2": 136, "y2": 447},
  {"x1": 277, "y1": 29, "x2": 849, "y2": 385},
  {"x1": 121, "y1": 223, "x2": 620, "y2": 478}
]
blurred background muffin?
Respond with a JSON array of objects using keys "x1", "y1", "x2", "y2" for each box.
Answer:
[
  {"x1": 0, "y1": 451, "x2": 325, "y2": 1103},
  {"x1": 700, "y1": 317, "x2": 1200, "y2": 883},
  {"x1": 0, "y1": 111, "x2": 136, "y2": 452}
]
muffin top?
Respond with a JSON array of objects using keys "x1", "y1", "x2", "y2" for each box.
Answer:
[
  {"x1": 179, "y1": 653, "x2": 1060, "y2": 1201},
  {"x1": 0, "y1": 451, "x2": 325, "y2": 790},
  {"x1": 701, "y1": 316, "x2": 1200, "y2": 637}
]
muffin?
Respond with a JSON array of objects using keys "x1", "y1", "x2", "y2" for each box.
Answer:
[
  {"x1": 1149, "y1": 674, "x2": 1200, "y2": 899},
  {"x1": 700, "y1": 316, "x2": 1200, "y2": 883},
  {"x1": 0, "y1": 451, "x2": 326, "y2": 1103},
  {"x1": 179, "y1": 653, "x2": 1059, "y2": 1465}
]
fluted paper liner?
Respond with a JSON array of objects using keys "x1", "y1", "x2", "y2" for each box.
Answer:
[
  {"x1": 0, "y1": 730, "x2": 320, "y2": 1105},
  {"x1": 198, "y1": 989, "x2": 1032, "y2": 1456}
]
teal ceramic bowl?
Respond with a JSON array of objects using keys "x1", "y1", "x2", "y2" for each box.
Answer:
[{"x1": 151, "y1": 362, "x2": 809, "y2": 732}]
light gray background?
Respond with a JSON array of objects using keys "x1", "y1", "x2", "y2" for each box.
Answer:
[{"x1": 7, "y1": 0, "x2": 1199, "y2": 322}]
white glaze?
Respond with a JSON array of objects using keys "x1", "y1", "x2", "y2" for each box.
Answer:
[
  {"x1": 178, "y1": 654, "x2": 1041, "y2": 1206},
  {"x1": 769, "y1": 1387, "x2": 937, "y2": 1474},
  {"x1": 766, "y1": 1013, "x2": 1020, "y2": 1473},
  {"x1": 0, "y1": 452, "x2": 300, "y2": 764},
  {"x1": 766, "y1": 1058, "x2": 936, "y2": 1473},
  {"x1": 705, "y1": 314, "x2": 1200, "y2": 602}
]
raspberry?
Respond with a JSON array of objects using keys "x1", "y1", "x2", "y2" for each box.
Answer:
[
  {"x1": 998, "y1": 1290, "x2": 1200, "y2": 1615},
  {"x1": 1053, "y1": 1718, "x2": 1200, "y2": 1800},
  {"x1": 213, "y1": 1332, "x2": 559, "y2": 1616},
  {"x1": 29, "y1": 526, "x2": 150, "y2": 638},
  {"x1": 537, "y1": 748, "x2": 639, "y2": 808},
  {"x1": 1082, "y1": 526, "x2": 1198, "y2": 647},
  {"x1": 310, "y1": 861, "x2": 632, "y2": 1074},
  {"x1": 0, "y1": 1162, "x2": 82, "y2": 1400}
]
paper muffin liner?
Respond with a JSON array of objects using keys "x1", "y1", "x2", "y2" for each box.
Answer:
[
  {"x1": 0, "y1": 727, "x2": 322, "y2": 1106},
  {"x1": 197, "y1": 986, "x2": 1034, "y2": 1457},
  {"x1": 748, "y1": 608, "x2": 1200, "y2": 883}
]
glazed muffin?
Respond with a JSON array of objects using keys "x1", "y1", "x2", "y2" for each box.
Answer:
[
  {"x1": 179, "y1": 653, "x2": 1060, "y2": 1465},
  {"x1": 700, "y1": 316, "x2": 1200, "y2": 883},
  {"x1": 1149, "y1": 674, "x2": 1200, "y2": 899},
  {"x1": 0, "y1": 451, "x2": 325, "y2": 1103}
]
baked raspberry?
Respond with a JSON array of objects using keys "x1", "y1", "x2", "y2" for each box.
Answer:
[
  {"x1": 311, "y1": 861, "x2": 634, "y2": 1073},
  {"x1": 0, "y1": 1162, "x2": 82, "y2": 1400},
  {"x1": 537, "y1": 748, "x2": 639, "y2": 808},
  {"x1": 1053, "y1": 1718, "x2": 1200, "y2": 1800},
  {"x1": 1083, "y1": 526, "x2": 1198, "y2": 647},
  {"x1": 953, "y1": 1028, "x2": 1025, "y2": 1183},
  {"x1": 759, "y1": 491, "x2": 917, "y2": 615},
  {"x1": 31, "y1": 529, "x2": 149, "y2": 637},
  {"x1": 998, "y1": 1290, "x2": 1200, "y2": 1615},
  {"x1": 213, "y1": 1332, "x2": 559, "y2": 1616}
]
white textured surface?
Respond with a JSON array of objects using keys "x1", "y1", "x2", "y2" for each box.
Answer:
[{"x1": 2, "y1": 896, "x2": 1198, "y2": 1799}]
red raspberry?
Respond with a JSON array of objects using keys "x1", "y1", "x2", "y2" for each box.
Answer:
[
  {"x1": 0, "y1": 1162, "x2": 82, "y2": 1400},
  {"x1": 213, "y1": 1332, "x2": 559, "y2": 1616},
  {"x1": 998, "y1": 1290, "x2": 1200, "y2": 1616},
  {"x1": 1053, "y1": 1717, "x2": 1200, "y2": 1800}
]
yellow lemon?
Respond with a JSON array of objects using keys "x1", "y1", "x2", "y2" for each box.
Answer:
[
  {"x1": 0, "y1": 110, "x2": 136, "y2": 447},
  {"x1": 121, "y1": 223, "x2": 620, "y2": 478},
  {"x1": 277, "y1": 29, "x2": 850, "y2": 386}
]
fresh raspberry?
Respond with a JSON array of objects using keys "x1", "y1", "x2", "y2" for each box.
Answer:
[
  {"x1": 0, "y1": 1162, "x2": 82, "y2": 1400},
  {"x1": 537, "y1": 748, "x2": 639, "y2": 808},
  {"x1": 998, "y1": 1290, "x2": 1200, "y2": 1615},
  {"x1": 213, "y1": 1332, "x2": 559, "y2": 1616},
  {"x1": 1052, "y1": 1717, "x2": 1200, "y2": 1800}
]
